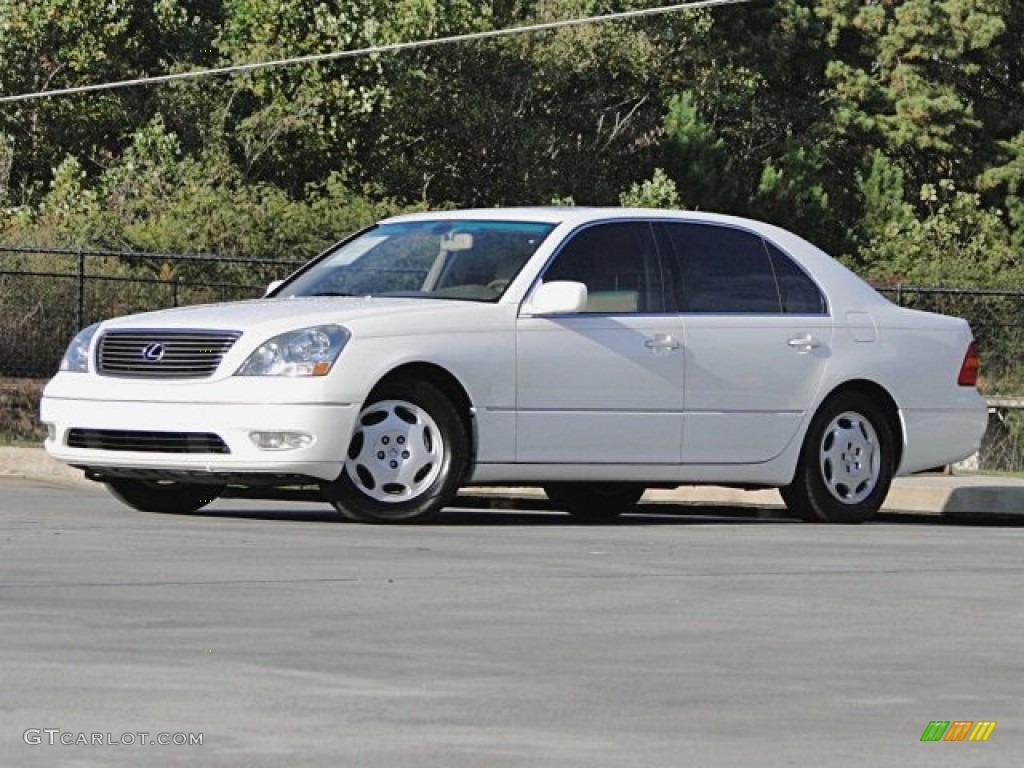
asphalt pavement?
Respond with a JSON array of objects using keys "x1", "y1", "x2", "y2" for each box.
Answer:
[{"x1": 3, "y1": 476, "x2": 1023, "y2": 767}]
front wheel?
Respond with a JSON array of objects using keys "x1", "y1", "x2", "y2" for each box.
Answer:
[
  {"x1": 320, "y1": 377, "x2": 468, "y2": 523},
  {"x1": 781, "y1": 392, "x2": 894, "y2": 524},
  {"x1": 104, "y1": 479, "x2": 223, "y2": 514},
  {"x1": 543, "y1": 483, "x2": 646, "y2": 522}
]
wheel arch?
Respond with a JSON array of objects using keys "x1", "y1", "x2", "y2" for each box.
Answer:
[
  {"x1": 815, "y1": 379, "x2": 904, "y2": 472},
  {"x1": 370, "y1": 362, "x2": 477, "y2": 462}
]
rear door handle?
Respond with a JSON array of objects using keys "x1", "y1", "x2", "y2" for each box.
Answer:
[
  {"x1": 787, "y1": 334, "x2": 822, "y2": 353},
  {"x1": 645, "y1": 334, "x2": 681, "y2": 351}
]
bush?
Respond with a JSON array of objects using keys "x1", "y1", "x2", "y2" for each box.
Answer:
[{"x1": 0, "y1": 378, "x2": 46, "y2": 444}]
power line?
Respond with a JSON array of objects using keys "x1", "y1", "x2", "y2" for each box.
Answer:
[{"x1": 0, "y1": 0, "x2": 753, "y2": 105}]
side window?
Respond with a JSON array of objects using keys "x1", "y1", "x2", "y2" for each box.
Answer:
[
  {"x1": 766, "y1": 242, "x2": 828, "y2": 315},
  {"x1": 543, "y1": 222, "x2": 667, "y2": 313},
  {"x1": 665, "y1": 223, "x2": 781, "y2": 313}
]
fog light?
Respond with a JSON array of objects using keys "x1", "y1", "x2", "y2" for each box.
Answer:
[
  {"x1": 43, "y1": 422, "x2": 56, "y2": 441},
  {"x1": 249, "y1": 431, "x2": 314, "y2": 450}
]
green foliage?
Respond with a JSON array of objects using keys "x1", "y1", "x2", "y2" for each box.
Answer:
[
  {"x1": 979, "y1": 131, "x2": 1024, "y2": 252},
  {"x1": 214, "y1": 0, "x2": 393, "y2": 191},
  {"x1": 854, "y1": 158, "x2": 1018, "y2": 286},
  {"x1": 361, "y1": 0, "x2": 709, "y2": 206},
  {"x1": 0, "y1": 1, "x2": 224, "y2": 201},
  {"x1": 619, "y1": 168, "x2": 681, "y2": 209},
  {"x1": 2, "y1": 116, "x2": 414, "y2": 260},
  {"x1": 817, "y1": 0, "x2": 1007, "y2": 171},
  {"x1": 0, "y1": 0, "x2": 1020, "y2": 286},
  {"x1": 659, "y1": 93, "x2": 739, "y2": 212}
]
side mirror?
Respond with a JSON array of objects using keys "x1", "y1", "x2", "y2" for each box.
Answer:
[
  {"x1": 524, "y1": 281, "x2": 588, "y2": 316},
  {"x1": 264, "y1": 280, "x2": 284, "y2": 297}
]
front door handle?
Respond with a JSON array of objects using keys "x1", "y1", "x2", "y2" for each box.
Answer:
[
  {"x1": 787, "y1": 334, "x2": 822, "y2": 353},
  {"x1": 644, "y1": 334, "x2": 681, "y2": 351}
]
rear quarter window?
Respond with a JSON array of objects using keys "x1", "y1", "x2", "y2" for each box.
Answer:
[{"x1": 766, "y1": 242, "x2": 828, "y2": 315}]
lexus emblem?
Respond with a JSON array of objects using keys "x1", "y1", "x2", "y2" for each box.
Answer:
[{"x1": 141, "y1": 342, "x2": 166, "y2": 362}]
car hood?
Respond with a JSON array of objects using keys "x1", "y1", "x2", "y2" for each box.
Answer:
[{"x1": 98, "y1": 297, "x2": 501, "y2": 337}]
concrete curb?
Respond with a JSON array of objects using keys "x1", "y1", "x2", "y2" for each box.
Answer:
[
  {"x1": 3, "y1": 445, "x2": 1023, "y2": 517},
  {"x1": 0, "y1": 445, "x2": 93, "y2": 487}
]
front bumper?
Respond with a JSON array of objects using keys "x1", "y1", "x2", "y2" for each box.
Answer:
[{"x1": 41, "y1": 394, "x2": 357, "y2": 482}]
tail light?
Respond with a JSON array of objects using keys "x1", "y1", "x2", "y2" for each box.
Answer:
[{"x1": 958, "y1": 342, "x2": 980, "y2": 387}]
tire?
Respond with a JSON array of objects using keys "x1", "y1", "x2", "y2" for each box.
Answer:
[
  {"x1": 320, "y1": 377, "x2": 469, "y2": 523},
  {"x1": 781, "y1": 392, "x2": 894, "y2": 524},
  {"x1": 105, "y1": 479, "x2": 223, "y2": 514},
  {"x1": 543, "y1": 483, "x2": 646, "y2": 522}
]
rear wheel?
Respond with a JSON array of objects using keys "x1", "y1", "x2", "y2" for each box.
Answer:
[
  {"x1": 543, "y1": 483, "x2": 645, "y2": 522},
  {"x1": 104, "y1": 479, "x2": 223, "y2": 514},
  {"x1": 320, "y1": 377, "x2": 468, "y2": 524},
  {"x1": 781, "y1": 392, "x2": 894, "y2": 524}
]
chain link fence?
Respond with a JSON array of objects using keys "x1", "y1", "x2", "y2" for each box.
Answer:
[
  {"x1": 0, "y1": 245, "x2": 303, "y2": 379},
  {"x1": 2, "y1": 246, "x2": 1022, "y2": 469}
]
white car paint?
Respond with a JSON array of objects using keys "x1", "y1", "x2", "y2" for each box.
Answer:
[
  {"x1": 40, "y1": 207, "x2": 988, "y2": 521},
  {"x1": 515, "y1": 313, "x2": 685, "y2": 464}
]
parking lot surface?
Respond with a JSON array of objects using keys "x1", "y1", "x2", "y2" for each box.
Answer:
[{"x1": 3, "y1": 478, "x2": 1022, "y2": 767}]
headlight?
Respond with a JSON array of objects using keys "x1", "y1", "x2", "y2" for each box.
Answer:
[
  {"x1": 59, "y1": 323, "x2": 100, "y2": 373},
  {"x1": 236, "y1": 325, "x2": 350, "y2": 377}
]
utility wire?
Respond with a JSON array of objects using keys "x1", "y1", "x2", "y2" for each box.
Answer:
[{"x1": 0, "y1": 0, "x2": 753, "y2": 105}]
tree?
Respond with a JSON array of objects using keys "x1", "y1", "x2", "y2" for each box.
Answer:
[
  {"x1": 816, "y1": 0, "x2": 1007, "y2": 185},
  {"x1": 979, "y1": 131, "x2": 1024, "y2": 252},
  {"x1": 0, "y1": 0, "x2": 223, "y2": 201},
  {"x1": 853, "y1": 153, "x2": 1018, "y2": 286},
  {"x1": 619, "y1": 167, "x2": 681, "y2": 208},
  {"x1": 212, "y1": 0, "x2": 396, "y2": 193},
  {"x1": 366, "y1": 0, "x2": 699, "y2": 206},
  {"x1": 658, "y1": 92, "x2": 739, "y2": 212}
]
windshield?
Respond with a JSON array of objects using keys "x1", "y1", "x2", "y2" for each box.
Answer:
[{"x1": 279, "y1": 219, "x2": 557, "y2": 302}]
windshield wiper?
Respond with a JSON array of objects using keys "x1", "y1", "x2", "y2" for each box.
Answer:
[{"x1": 309, "y1": 291, "x2": 362, "y2": 297}]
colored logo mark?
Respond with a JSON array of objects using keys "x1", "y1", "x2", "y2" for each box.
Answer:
[{"x1": 920, "y1": 721, "x2": 996, "y2": 742}]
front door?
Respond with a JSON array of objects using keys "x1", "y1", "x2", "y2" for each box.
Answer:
[{"x1": 515, "y1": 221, "x2": 685, "y2": 464}]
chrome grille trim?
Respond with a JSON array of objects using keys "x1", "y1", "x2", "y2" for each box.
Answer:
[
  {"x1": 97, "y1": 329, "x2": 242, "y2": 378},
  {"x1": 66, "y1": 429, "x2": 231, "y2": 454}
]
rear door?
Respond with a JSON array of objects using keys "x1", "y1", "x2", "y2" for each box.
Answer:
[{"x1": 659, "y1": 222, "x2": 833, "y2": 464}]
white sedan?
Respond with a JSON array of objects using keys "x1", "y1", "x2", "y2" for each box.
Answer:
[{"x1": 41, "y1": 208, "x2": 987, "y2": 524}]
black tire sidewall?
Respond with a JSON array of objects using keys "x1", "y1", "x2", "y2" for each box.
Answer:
[
  {"x1": 324, "y1": 378, "x2": 468, "y2": 523},
  {"x1": 785, "y1": 392, "x2": 894, "y2": 524}
]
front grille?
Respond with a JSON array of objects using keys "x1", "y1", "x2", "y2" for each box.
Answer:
[
  {"x1": 67, "y1": 429, "x2": 231, "y2": 454},
  {"x1": 97, "y1": 329, "x2": 241, "y2": 378}
]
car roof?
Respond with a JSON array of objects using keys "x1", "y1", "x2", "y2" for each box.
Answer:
[
  {"x1": 383, "y1": 206, "x2": 775, "y2": 230},
  {"x1": 380, "y1": 207, "x2": 820, "y2": 255}
]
